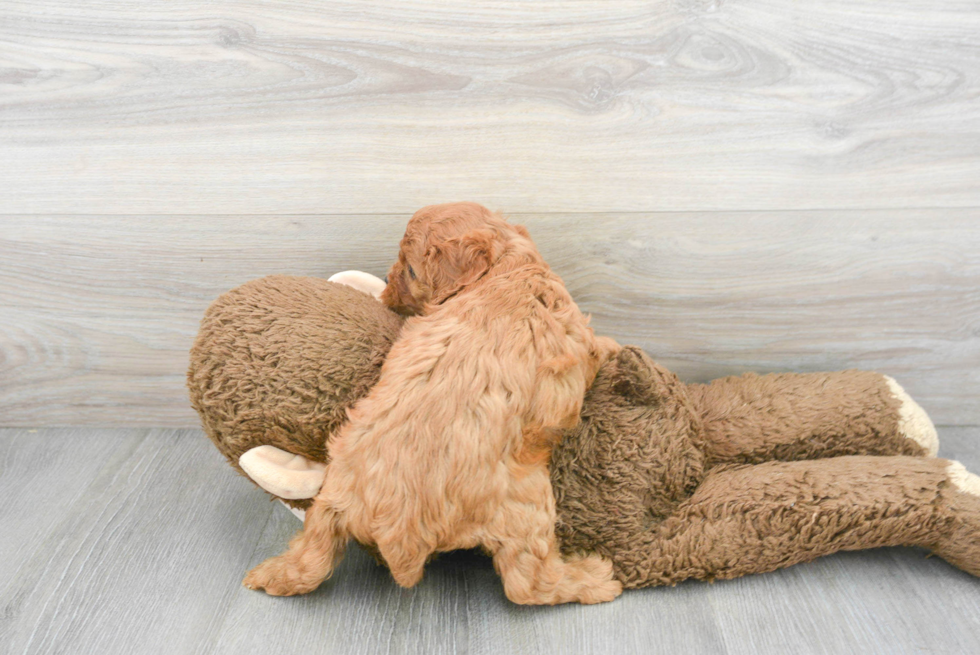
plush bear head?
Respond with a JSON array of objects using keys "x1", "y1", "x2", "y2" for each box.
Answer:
[{"x1": 188, "y1": 275, "x2": 404, "y2": 512}]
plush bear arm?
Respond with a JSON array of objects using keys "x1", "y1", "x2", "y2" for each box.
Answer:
[
  {"x1": 686, "y1": 371, "x2": 938, "y2": 468},
  {"x1": 609, "y1": 455, "x2": 980, "y2": 588}
]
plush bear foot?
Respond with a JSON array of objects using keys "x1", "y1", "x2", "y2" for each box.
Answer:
[
  {"x1": 932, "y1": 461, "x2": 980, "y2": 577},
  {"x1": 243, "y1": 554, "x2": 322, "y2": 596},
  {"x1": 884, "y1": 377, "x2": 939, "y2": 457}
]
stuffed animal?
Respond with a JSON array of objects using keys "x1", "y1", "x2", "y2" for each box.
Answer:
[{"x1": 188, "y1": 272, "x2": 980, "y2": 592}]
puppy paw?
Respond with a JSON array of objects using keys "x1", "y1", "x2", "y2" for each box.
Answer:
[
  {"x1": 569, "y1": 553, "x2": 615, "y2": 578},
  {"x1": 566, "y1": 555, "x2": 623, "y2": 604},
  {"x1": 242, "y1": 555, "x2": 320, "y2": 596},
  {"x1": 582, "y1": 578, "x2": 624, "y2": 604}
]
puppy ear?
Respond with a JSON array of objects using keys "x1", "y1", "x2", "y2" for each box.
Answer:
[{"x1": 425, "y1": 229, "x2": 501, "y2": 305}]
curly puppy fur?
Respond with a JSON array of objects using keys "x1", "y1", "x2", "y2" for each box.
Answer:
[{"x1": 244, "y1": 202, "x2": 622, "y2": 604}]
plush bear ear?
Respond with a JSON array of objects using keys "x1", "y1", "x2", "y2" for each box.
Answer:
[
  {"x1": 327, "y1": 270, "x2": 387, "y2": 299},
  {"x1": 610, "y1": 346, "x2": 676, "y2": 407},
  {"x1": 424, "y1": 229, "x2": 502, "y2": 305},
  {"x1": 238, "y1": 445, "x2": 326, "y2": 499}
]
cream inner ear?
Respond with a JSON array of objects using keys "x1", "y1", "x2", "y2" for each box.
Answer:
[
  {"x1": 327, "y1": 270, "x2": 387, "y2": 299},
  {"x1": 238, "y1": 445, "x2": 327, "y2": 499}
]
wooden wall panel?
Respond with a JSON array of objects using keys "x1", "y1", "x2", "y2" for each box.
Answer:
[
  {"x1": 1, "y1": 0, "x2": 979, "y2": 214},
  {"x1": 2, "y1": 211, "x2": 978, "y2": 427}
]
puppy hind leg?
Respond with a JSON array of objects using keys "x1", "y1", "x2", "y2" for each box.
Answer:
[
  {"x1": 488, "y1": 471, "x2": 622, "y2": 605},
  {"x1": 492, "y1": 537, "x2": 622, "y2": 605},
  {"x1": 243, "y1": 500, "x2": 348, "y2": 596}
]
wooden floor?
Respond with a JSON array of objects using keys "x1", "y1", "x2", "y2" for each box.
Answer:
[{"x1": 1, "y1": 426, "x2": 979, "y2": 655}]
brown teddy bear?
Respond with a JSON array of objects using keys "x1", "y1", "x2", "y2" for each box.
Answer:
[{"x1": 188, "y1": 272, "x2": 980, "y2": 594}]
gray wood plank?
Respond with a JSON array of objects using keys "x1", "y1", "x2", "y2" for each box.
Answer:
[
  {"x1": 0, "y1": 428, "x2": 136, "y2": 606},
  {"x1": 216, "y1": 511, "x2": 729, "y2": 655},
  {"x1": 710, "y1": 426, "x2": 980, "y2": 655},
  {"x1": 0, "y1": 428, "x2": 275, "y2": 655},
  {"x1": 2, "y1": 427, "x2": 979, "y2": 655},
  {"x1": 1, "y1": 1, "x2": 979, "y2": 214},
  {"x1": 707, "y1": 548, "x2": 980, "y2": 655},
  {"x1": 3, "y1": 211, "x2": 979, "y2": 427}
]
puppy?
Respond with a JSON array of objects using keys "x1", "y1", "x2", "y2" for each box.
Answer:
[{"x1": 244, "y1": 202, "x2": 622, "y2": 604}]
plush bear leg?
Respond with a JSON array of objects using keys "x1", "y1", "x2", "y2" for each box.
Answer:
[
  {"x1": 931, "y1": 461, "x2": 980, "y2": 577},
  {"x1": 611, "y1": 455, "x2": 980, "y2": 588},
  {"x1": 686, "y1": 371, "x2": 938, "y2": 466}
]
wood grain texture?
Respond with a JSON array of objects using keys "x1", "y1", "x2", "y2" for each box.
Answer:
[
  {"x1": 1, "y1": 427, "x2": 979, "y2": 655},
  {"x1": 1, "y1": 0, "x2": 979, "y2": 214},
  {"x1": 0, "y1": 428, "x2": 276, "y2": 655},
  {"x1": 2, "y1": 212, "x2": 979, "y2": 427}
]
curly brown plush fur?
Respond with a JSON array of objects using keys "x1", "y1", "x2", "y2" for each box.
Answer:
[
  {"x1": 549, "y1": 347, "x2": 974, "y2": 588},
  {"x1": 188, "y1": 275, "x2": 403, "y2": 511},
  {"x1": 188, "y1": 222, "x2": 980, "y2": 600}
]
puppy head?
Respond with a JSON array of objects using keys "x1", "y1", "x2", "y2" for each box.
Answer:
[{"x1": 381, "y1": 202, "x2": 516, "y2": 314}]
